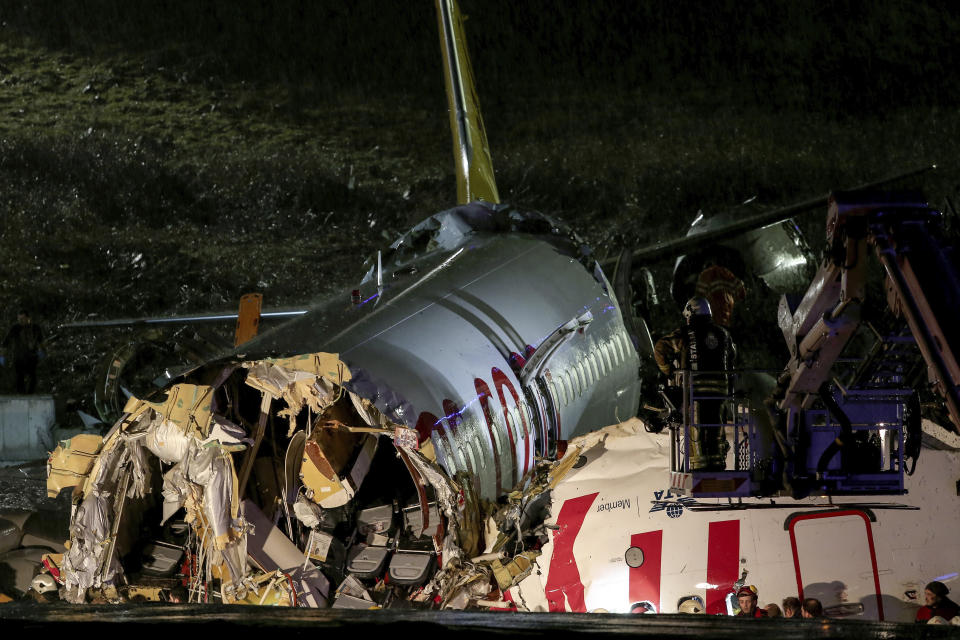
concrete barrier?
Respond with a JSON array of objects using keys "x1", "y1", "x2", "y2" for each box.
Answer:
[{"x1": 0, "y1": 396, "x2": 55, "y2": 463}]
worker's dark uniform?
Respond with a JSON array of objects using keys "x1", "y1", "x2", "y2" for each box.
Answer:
[
  {"x1": 653, "y1": 316, "x2": 735, "y2": 470},
  {"x1": 3, "y1": 323, "x2": 43, "y2": 394},
  {"x1": 737, "y1": 607, "x2": 768, "y2": 618}
]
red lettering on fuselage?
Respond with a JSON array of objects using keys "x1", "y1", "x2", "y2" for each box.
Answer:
[
  {"x1": 414, "y1": 411, "x2": 439, "y2": 445},
  {"x1": 545, "y1": 492, "x2": 599, "y2": 612},
  {"x1": 437, "y1": 367, "x2": 538, "y2": 495}
]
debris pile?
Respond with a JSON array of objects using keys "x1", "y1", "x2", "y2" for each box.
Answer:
[{"x1": 42, "y1": 351, "x2": 567, "y2": 608}]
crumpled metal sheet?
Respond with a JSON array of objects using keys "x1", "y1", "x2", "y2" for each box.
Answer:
[
  {"x1": 244, "y1": 357, "x2": 349, "y2": 436},
  {"x1": 143, "y1": 415, "x2": 194, "y2": 464},
  {"x1": 120, "y1": 433, "x2": 153, "y2": 500},
  {"x1": 189, "y1": 445, "x2": 241, "y2": 548},
  {"x1": 202, "y1": 415, "x2": 253, "y2": 450},
  {"x1": 46, "y1": 433, "x2": 103, "y2": 499},
  {"x1": 61, "y1": 381, "x2": 249, "y2": 600},
  {"x1": 62, "y1": 489, "x2": 113, "y2": 597},
  {"x1": 513, "y1": 418, "x2": 660, "y2": 613},
  {"x1": 57, "y1": 350, "x2": 535, "y2": 610},
  {"x1": 124, "y1": 383, "x2": 216, "y2": 438},
  {"x1": 342, "y1": 369, "x2": 417, "y2": 428}
]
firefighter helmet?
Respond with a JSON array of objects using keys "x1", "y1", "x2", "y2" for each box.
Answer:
[
  {"x1": 737, "y1": 584, "x2": 759, "y2": 599},
  {"x1": 683, "y1": 297, "x2": 712, "y2": 323}
]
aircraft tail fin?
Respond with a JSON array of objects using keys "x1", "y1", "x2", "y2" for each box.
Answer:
[{"x1": 435, "y1": 0, "x2": 500, "y2": 205}]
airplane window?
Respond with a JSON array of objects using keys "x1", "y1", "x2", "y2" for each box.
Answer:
[
  {"x1": 548, "y1": 380, "x2": 561, "y2": 409},
  {"x1": 555, "y1": 373, "x2": 568, "y2": 406},
  {"x1": 586, "y1": 354, "x2": 598, "y2": 385},
  {"x1": 508, "y1": 404, "x2": 529, "y2": 469},
  {"x1": 604, "y1": 340, "x2": 617, "y2": 368},
  {"x1": 593, "y1": 348, "x2": 606, "y2": 378},
  {"x1": 434, "y1": 433, "x2": 452, "y2": 470},
  {"x1": 574, "y1": 361, "x2": 586, "y2": 394},
  {"x1": 480, "y1": 394, "x2": 510, "y2": 474},
  {"x1": 496, "y1": 414, "x2": 510, "y2": 463},
  {"x1": 520, "y1": 390, "x2": 545, "y2": 458},
  {"x1": 562, "y1": 374, "x2": 574, "y2": 406},
  {"x1": 466, "y1": 439, "x2": 480, "y2": 476},
  {"x1": 520, "y1": 398, "x2": 535, "y2": 427},
  {"x1": 615, "y1": 332, "x2": 628, "y2": 362},
  {"x1": 507, "y1": 405, "x2": 520, "y2": 440},
  {"x1": 601, "y1": 342, "x2": 614, "y2": 371}
]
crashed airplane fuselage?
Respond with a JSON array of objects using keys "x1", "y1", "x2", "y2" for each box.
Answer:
[
  {"x1": 44, "y1": 0, "x2": 643, "y2": 608},
  {"x1": 241, "y1": 203, "x2": 642, "y2": 498},
  {"x1": 33, "y1": 0, "x2": 960, "y2": 623},
  {"x1": 49, "y1": 201, "x2": 642, "y2": 605}
]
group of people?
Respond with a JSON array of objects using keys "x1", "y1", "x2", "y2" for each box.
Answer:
[
  {"x1": 734, "y1": 581, "x2": 960, "y2": 624},
  {"x1": 735, "y1": 584, "x2": 823, "y2": 619}
]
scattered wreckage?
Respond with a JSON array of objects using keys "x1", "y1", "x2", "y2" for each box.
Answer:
[
  {"x1": 15, "y1": 0, "x2": 960, "y2": 621},
  {"x1": 44, "y1": 351, "x2": 579, "y2": 608}
]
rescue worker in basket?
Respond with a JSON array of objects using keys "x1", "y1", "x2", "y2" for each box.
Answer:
[{"x1": 654, "y1": 297, "x2": 736, "y2": 471}]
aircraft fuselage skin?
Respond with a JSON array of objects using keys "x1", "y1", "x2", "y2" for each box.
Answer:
[
  {"x1": 241, "y1": 204, "x2": 642, "y2": 499},
  {"x1": 518, "y1": 420, "x2": 960, "y2": 622}
]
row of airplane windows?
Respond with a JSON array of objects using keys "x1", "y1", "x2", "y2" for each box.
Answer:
[
  {"x1": 548, "y1": 330, "x2": 631, "y2": 408},
  {"x1": 482, "y1": 330, "x2": 634, "y2": 474},
  {"x1": 436, "y1": 330, "x2": 632, "y2": 485}
]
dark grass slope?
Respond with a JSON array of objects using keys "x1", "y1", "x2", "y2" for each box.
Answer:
[{"x1": 0, "y1": 1, "x2": 957, "y2": 415}]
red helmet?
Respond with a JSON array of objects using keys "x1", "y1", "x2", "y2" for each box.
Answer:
[{"x1": 737, "y1": 585, "x2": 758, "y2": 599}]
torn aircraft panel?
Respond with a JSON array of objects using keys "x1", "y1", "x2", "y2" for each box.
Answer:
[{"x1": 49, "y1": 351, "x2": 503, "y2": 607}]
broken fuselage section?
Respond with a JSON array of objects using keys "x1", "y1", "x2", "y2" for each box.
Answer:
[
  {"x1": 53, "y1": 352, "x2": 470, "y2": 606},
  {"x1": 50, "y1": 202, "x2": 643, "y2": 607}
]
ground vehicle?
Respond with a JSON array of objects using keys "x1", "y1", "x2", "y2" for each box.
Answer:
[{"x1": 534, "y1": 191, "x2": 960, "y2": 621}]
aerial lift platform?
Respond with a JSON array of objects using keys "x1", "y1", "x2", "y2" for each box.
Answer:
[{"x1": 670, "y1": 191, "x2": 960, "y2": 499}]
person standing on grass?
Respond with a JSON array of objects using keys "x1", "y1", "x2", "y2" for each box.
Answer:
[{"x1": 2, "y1": 309, "x2": 44, "y2": 394}]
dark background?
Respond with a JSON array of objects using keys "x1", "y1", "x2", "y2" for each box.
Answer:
[
  {"x1": 1, "y1": 1, "x2": 957, "y2": 412},
  {"x1": 4, "y1": 0, "x2": 958, "y2": 110}
]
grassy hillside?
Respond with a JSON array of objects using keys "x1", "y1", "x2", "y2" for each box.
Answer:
[{"x1": 1, "y1": 3, "x2": 958, "y2": 420}]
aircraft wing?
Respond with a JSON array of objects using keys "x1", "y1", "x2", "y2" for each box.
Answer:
[{"x1": 607, "y1": 164, "x2": 935, "y2": 268}]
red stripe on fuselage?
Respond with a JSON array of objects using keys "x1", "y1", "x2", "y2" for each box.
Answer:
[
  {"x1": 474, "y1": 377, "x2": 504, "y2": 494},
  {"x1": 441, "y1": 399, "x2": 475, "y2": 475},
  {"x1": 414, "y1": 411, "x2": 439, "y2": 445},
  {"x1": 706, "y1": 519, "x2": 740, "y2": 615},
  {"x1": 492, "y1": 367, "x2": 528, "y2": 480},
  {"x1": 629, "y1": 530, "x2": 663, "y2": 612},
  {"x1": 545, "y1": 492, "x2": 599, "y2": 612}
]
